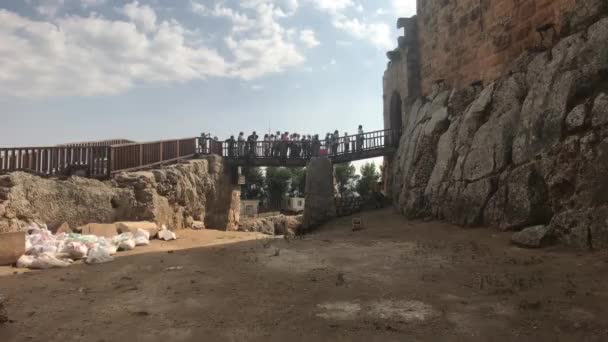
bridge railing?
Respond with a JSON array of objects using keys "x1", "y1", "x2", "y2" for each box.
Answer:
[
  {"x1": 109, "y1": 137, "x2": 197, "y2": 174},
  {"x1": 199, "y1": 128, "x2": 400, "y2": 160},
  {"x1": 0, "y1": 146, "x2": 111, "y2": 178},
  {"x1": 0, "y1": 137, "x2": 198, "y2": 177}
]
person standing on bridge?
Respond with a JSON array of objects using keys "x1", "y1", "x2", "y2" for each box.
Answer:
[
  {"x1": 263, "y1": 134, "x2": 270, "y2": 157},
  {"x1": 312, "y1": 134, "x2": 320, "y2": 157},
  {"x1": 357, "y1": 125, "x2": 364, "y2": 151},
  {"x1": 300, "y1": 135, "x2": 307, "y2": 158},
  {"x1": 237, "y1": 132, "x2": 245, "y2": 157},
  {"x1": 226, "y1": 135, "x2": 236, "y2": 157},
  {"x1": 280, "y1": 132, "x2": 289, "y2": 158},
  {"x1": 343, "y1": 132, "x2": 350, "y2": 154},
  {"x1": 332, "y1": 130, "x2": 340, "y2": 155}
]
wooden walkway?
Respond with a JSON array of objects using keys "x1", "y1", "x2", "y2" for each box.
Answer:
[
  {"x1": 199, "y1": 128, "x2": 400, "y2": 167},
  {"x1": 0, "y1": 128, "x2": 400, "y2": 177}
]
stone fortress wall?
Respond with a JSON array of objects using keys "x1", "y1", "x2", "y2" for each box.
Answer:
[
  {"x1": 384, "y1": 0, "x2": 608, "y2": 249},
  {"x1": 416, "y1": 0, "x2": 580, "y2": 95}
]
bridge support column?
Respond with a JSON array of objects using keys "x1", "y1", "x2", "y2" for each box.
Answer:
[
  {"x1": 203, "y1": 156, "x2": 240, "y2": 231},
  {"x1": 302, "y1": 158, "x2": 336, "y2": 231}
]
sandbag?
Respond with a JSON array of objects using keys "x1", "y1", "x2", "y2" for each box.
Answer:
[
  {"x1": 63, "y1": 242, "x2": 89, "y2": 260},
  {"x1": 85, "y1": 246, "x2": 114, "y2": 264},
  {"x1": 19, "y1": 253, "x2": 73, "y2": 269},
  {"x1": 158, "y1": 229, "x2": 177, "y2": 241},
  {"x1": 133, "y1": 229, "x2": 150, "y2": 246}
]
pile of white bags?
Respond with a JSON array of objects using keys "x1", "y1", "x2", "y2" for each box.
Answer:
[{"x1": 17, "y1": 222, "x2": 175, "y2": 269}]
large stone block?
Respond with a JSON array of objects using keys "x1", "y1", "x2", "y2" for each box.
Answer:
[
  {"x1": 302, "y1": 158, "x2": 336, "y2": 230},
  {"x1": 0, "y1": 232, "x2": 25, "y2": 266},
  {"x1": 116, "y1": 221, "x2": 160, "y2": 238},
  {"x1": 80, "y1": 223, "x2": 119, "y2": 238}
]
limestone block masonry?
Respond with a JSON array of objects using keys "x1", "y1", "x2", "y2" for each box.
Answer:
[
  {"x1": 302, "y1": 158, "x2": 337, "y2": 231},
  {"x1": 387, "y1": 13, "x2": 608, "y2": 250},
  {"x1": 0, "y1": 156, "x2": 240, "y2": 233},
  {"x1": 414, "y1": 0, "x2": 606, "y2": 95}
]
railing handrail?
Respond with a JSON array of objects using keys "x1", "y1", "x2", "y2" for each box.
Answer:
[{"x1": 110, "y1": 137, "x2": 196, "y2": 148}]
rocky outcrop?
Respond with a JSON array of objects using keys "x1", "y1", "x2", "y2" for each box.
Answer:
[
  {"x1": 511, "y1": 225, "x2": 553, "y2": 248},
  {"x1": 390, "y1": 17, "x2": 608, "y2": 249},
  {"x1": 238, "y1": 215, "x2": 302, "y2": 236},
  {"x1": 0, "y1": 156, "x2": 240, "y2": 233}
]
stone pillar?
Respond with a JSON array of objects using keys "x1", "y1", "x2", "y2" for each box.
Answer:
[
  {"x1": 302, "y1": 158, "x2": 336, "y2": 231},
  {"x1": 204, "y1": 156, "x2": 241, "y2": 231}
]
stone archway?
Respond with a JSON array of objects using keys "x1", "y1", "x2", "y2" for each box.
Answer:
[{"x1": 389, "y1": 91, "x2": 403, "y2": 133}]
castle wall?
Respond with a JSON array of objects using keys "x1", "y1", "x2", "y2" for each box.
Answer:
[{"x1": 416, "y1": 0, "x2": 598, "y2": 95}]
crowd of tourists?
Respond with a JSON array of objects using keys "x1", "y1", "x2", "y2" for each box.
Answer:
[{"x1": 204, "y1": 125, "x2": 367, "y2": 159}]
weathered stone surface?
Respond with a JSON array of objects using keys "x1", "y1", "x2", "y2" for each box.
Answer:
[
  {"x1": 511, "y1": 225, "x2": 552, "y2": 248},
  {"x1": 387, "y1": 15, "x2": 608, "y2": 249},
  {"x1": 116, "y1": 221, "x2": 160, "y2": 238},
  {"x1": 55, "y1": 222, "x2": 72, "y2": 234},
  {"x1": 302, "y1": 158, "x2": 336, "y2": 231},
  {"x1": 81, "y1": 223, "x2": 119, "y2": 238},
  {"x1": 0, "y1": 157, "x2": 240, "y2": 233},
  {"x1": 591, "y1": 93, "x2": 608, "y2": 127},
  {"x1": 566, "y1": 104, "x2": 588, "y2": 131},
  {"x1": 192, "y1": 221, "x2": 205, "y2": 230},
  {"x1": 239, "y1": 215, "x2": 302, "y2": 236},
  {"x1": 0, "y1": 232, "x2": 25, "y2": 265}
]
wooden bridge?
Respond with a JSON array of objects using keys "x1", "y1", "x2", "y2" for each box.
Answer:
[
  {"x1": 199, "y1": 128, "x2": 401, "y2": 167},
  {"x1": 0, "y1": 128, "x2": 400, "y2": 177}
]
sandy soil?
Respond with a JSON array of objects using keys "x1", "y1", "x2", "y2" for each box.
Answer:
[{"x1": 1, "y1": 209, "x2": 608, "y2": 341}]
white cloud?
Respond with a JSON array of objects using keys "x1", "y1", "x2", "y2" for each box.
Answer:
[
  {"x1": 375, "y1": 8, "x2": 387, "y2": 16},
  {"x1": 29, "y1": 0, "x2": 106, "y2": 16},
  {"x1": 330, "y1": 58, "x2": 336, "y2": 65},
  {"x1": 336, "y1": 40, "x2": 352, "y2": 46},
  {"x1": 305, "y1": 0, "x2": 394, "y2": 50},
  {"x1": 210, "y1": 0, "x2": 309, "y2": 79},
  {"x1": 33, "y1": 0, "x2": 65, "y2": 17},
  {"x1": 0, "y1": 8, "x2": 228, "y2": 97},
  {"x1": 118, "y1": 1, "x2": 157, "y2": 33},
  {"x1": 190, "y1": 0, "x2": 207, "y2": 15},
  {"x1": 251, "y1": 84, "x2": 264, "y2": 91},
  {"x1": 332, "y1": 15, "x2": 393, "y2": 49},
  {"x1": 299, "y1": 29, "x2": 319, "y2": 48},
  {"x1": 309, "y1": 0, "x2": 354, "y2": 13},
  {"x1": 0, "y1": 0, "x2": 320, "y2": 97},
  {"x1": 392, "y1": 0, "x2": 416, "y2": 17}
]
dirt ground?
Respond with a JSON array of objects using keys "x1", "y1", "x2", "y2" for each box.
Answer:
[{"x1": 1, "y1": 209, "x2": 608, "y2": 341}]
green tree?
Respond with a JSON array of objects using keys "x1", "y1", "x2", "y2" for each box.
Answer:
[
  {"x1": 334, "y1": 163, "x2": 359, "y2": 198},
  {"x1": 265, "y1": 167, "x2": 293, "y2": 209},
  {"x1": 356, "y1": 162, "x2": 381, "y2": 198},
  {"x1": 289, "y1": 167, "x2": 306, "y2": 197},
  {"x1": 241, "y1": 167, "x2": 265, "y2": 200}
]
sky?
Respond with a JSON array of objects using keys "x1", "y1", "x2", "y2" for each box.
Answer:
[{"x1": 0, "y1": 0, "x2": 417, "y2": 148}]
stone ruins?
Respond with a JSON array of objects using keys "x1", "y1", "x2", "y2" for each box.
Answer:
[{"x1": 383, "y1": 0, "x2": 608, "y2": 249}]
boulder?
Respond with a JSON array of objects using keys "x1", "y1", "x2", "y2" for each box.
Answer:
[
  {"x1": 591, "y1": 93, "x2": 608, "y2": 127},
  {"x1": 565, "y1": 104, "x2": 587, "y2": 131},
  {"x1": 116, "y1": 221, "x2": 159, "y2": 238},
  {"x1": 511, "y1": 225, "x2": 552, "y2": 248},
  {"x1": 81, "y1": 223, "x2": 119, "y2": 238},
  {"x1": 192, "y1": 221, "x2": 205, "y2": 230},
  {"x1": 55, "y1": 222, "x2": 72, "y2": 234},
  {"x1": 0, "y1": 232, "x2": 25, "y2": 265}
]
